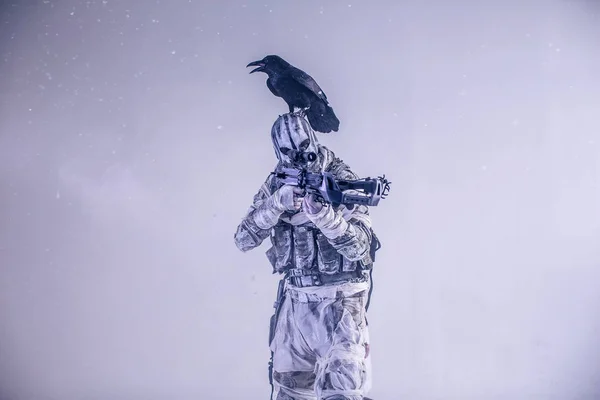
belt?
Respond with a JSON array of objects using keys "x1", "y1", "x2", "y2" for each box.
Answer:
[{"x1": 286, "y1": 269, "x2": 366, "y2": 288}]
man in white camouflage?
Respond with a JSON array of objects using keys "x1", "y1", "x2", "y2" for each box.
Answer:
[{"x1": 234, "y1": 113, "x2": 379, "y2": 400}]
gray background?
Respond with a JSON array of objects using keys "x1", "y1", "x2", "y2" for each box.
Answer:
[{"x1": 1, "y1": 0, "x2": 600, "y2": 399}]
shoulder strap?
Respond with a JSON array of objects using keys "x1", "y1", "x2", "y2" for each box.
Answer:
[{"x1": 365, "y1": 228, "x2": 381, "y2": 313}]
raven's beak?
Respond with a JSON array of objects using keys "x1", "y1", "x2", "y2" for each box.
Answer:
[{"x1": 246, "y1": 60, "x2": 265, "y2": 74}]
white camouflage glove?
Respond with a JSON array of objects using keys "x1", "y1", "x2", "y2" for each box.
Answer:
[
  {"x1": 303, "y1": 193, "x2": 348, "y2": 239},
  {"x1": 252, "y1": 185, "x2": 304, "y2": 230}
]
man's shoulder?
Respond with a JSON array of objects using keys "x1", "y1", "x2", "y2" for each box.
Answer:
[
  {"x1": 321, "y1": 146, "x2": 359, "y2": 180},
  {"x1": 251, "y1": 170, "x2": 276, "y2": 201}
]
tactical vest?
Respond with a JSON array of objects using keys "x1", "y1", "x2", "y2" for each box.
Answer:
[
  {"x1": 264, "y1": 172, "x2": 377, "y2": 277},
  {"x1": 265, "y1": 218, "x2": 360, "y2": 275}
]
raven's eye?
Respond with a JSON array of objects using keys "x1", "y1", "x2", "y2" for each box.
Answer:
[
  {"x1": 279, "y1": 147, "x2": 291, "y2": 155},
  {"x1": 299, "y1": 139, "x2": 310, "y2": 151}
]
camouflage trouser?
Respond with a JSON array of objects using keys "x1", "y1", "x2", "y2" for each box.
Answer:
[{"x1": 270, "y1": 280, "x2": 372, "y2": 400}]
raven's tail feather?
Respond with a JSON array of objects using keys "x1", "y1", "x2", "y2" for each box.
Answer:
[{"x1": 305, "y1": 101, "x2": 340, "y2": 133}]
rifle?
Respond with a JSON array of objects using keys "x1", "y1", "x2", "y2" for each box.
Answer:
[{"x1": 272, "y1": 166, "x2": 391, "y2": 208}]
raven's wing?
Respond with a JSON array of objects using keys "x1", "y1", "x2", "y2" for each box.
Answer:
[{"x1": 288, "y1": 67, "x2": 330, "y2": 103}]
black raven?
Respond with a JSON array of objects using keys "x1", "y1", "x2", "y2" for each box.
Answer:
[{"x1": 246, "y1": 55, "x2": 340, "y2": 133}]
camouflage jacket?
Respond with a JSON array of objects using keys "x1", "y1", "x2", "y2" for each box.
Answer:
[{"x1": 234, "y1": 146, "x2": 376, "y2": 276}]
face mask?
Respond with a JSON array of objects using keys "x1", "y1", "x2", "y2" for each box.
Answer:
[{"x1": 271, "y1": 113, "x2": 321, "y2": 171}]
